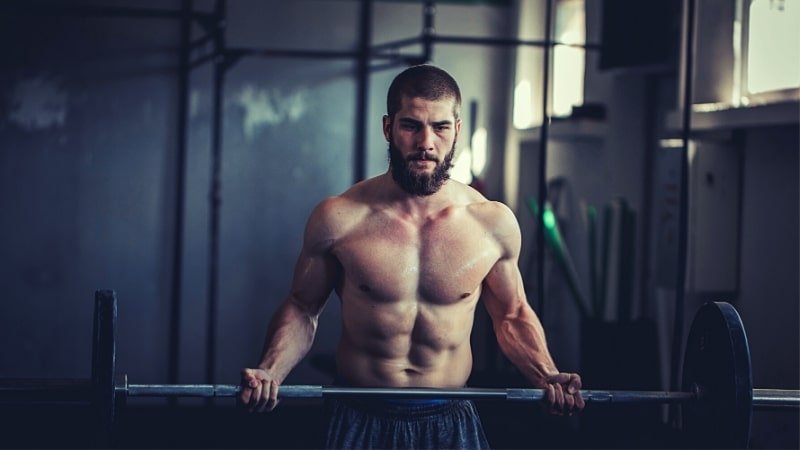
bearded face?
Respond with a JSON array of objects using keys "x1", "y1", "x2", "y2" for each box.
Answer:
[{"x1": 387, "y1": 137, "x2": 456, "y2": 197}]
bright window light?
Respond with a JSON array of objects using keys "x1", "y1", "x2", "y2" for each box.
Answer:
[
  {"x1": 513, "y1": 0, "x2": 585, "y2": 127},
  {"x1": 513, "y1": 79, "x2": 534, "y2": 129},
  {"x1": 747, "y1": 0, "x2": 800, "y2": 94},
  {"x1": 452, "y1": 147, "x2": 473, "y2": 184},
  {"x1": 452, "y1": 126, "x2": 488, "y2": 184},
  {"x1": 471, "y1": 127, "x2": 488, "y2": 175},
  {"x1": 553, "y1": 0, "x2": 585, "y2": 117},
  {"x1": 553, "y1": 43, "x2": 585, "y2": 116}
]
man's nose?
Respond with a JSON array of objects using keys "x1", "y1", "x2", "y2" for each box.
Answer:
[{"x1": 417, "y1": 126, "x2": 435, "y2": 151}]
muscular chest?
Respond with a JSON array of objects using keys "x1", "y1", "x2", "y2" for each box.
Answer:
[{"x1": 333, "y1": 210, "x2": 500, "y2": 304}]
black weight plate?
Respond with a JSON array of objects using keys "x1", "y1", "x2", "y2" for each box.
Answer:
[
  {"x1": 682, "y1": 301, "x2": 752, "y2": 448},
  {"x1": 92, "y1": 290, "x2": 117, "y2": 446}
]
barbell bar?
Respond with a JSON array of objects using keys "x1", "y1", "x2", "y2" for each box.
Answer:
[
  {"x1": 118, "y1": 381, "x2": 799, "y2": 407},
  {"x1": 4, "y1": 379, "x2": 795, "y2": 407},
  {"x1": 2, "y1": 379, "x2": 794, "y2": 408},
  {"x1": 1, "y1": 290, "x2": 798, "y2": 449}
]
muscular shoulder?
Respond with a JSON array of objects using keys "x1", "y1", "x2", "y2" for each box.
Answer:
[
  {"x1": 304, "y1": 195, "x2": 366, "y2": 252},
  {"x1": 463, "y1": 195, "x2": 522, "y2": 259},
  {"x1": 304, "y1": 179, "x2": 379, "y2": 250}
]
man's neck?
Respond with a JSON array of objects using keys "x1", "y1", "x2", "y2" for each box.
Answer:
[{"x1": 379, "y1": 172, "x2": 453, "y2": 219}]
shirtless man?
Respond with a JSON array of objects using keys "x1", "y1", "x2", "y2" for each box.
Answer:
[{"x1": 239, "y1": 64, "x2": 583, "y2": 449}]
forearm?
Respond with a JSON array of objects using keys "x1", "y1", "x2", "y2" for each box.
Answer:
[
  {"x1": 256, "y1": 298, "x2": 319, "y2": 383},
  {"x1": 494, "y1": 304, "x2": 559, "y2": 388}
]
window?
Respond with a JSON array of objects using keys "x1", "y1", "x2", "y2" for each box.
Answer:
[
  {"x1": 552, "y1": 0, "x2": 586, "y2": 117},
  {"x1": 743, "y1": 0, "x2": 799, "y2": 99},
  {"x1": 513, "y1": 0, "x2": 585, "y2": 129},
  {"x1": 452, "y1": 127, "x2": 488, "y2": 185}
]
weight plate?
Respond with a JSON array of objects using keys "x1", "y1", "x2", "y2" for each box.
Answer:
[{"x1": 681, "y1": 301, "x2": 752, "y2": 448}]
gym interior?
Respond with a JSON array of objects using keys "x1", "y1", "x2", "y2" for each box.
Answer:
[{"x1": 1, "y1": 0, "x2": 798, "y2": 448}]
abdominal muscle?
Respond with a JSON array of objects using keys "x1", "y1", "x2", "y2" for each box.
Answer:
[{"x1": 333, "y1": 294, "x2": 477, "y2": 388}]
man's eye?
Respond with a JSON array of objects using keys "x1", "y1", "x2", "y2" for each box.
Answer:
[
  {"x1": 436, "y1": 125, "x2": 450, "y2": 131},
  {"x1": 401, "y1": 123, "x2": 419, "y2": 131}
]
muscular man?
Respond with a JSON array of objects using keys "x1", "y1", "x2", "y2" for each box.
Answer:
[{"x1": 240, "y1": 64, "x2": 583, "y2": 449}]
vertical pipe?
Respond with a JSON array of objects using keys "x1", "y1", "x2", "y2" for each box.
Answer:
[
  {"x1": 638, "y1": 75, "x2": 658, "y2": 317},
  {"x1": 469, "y1": 100, "x2": 477, "y2": 149},
  {"x1": 168, "y1": 0, "x2": 192, "y2": 396},
  {"x1": 422, "y1": 1, "x2": 435, "y2": 62},
  {"x1": 206, "y1": 0, "x2": 227, "y2": 390},
  {"x1": 354, "y1": 0, "x2": 372, "y2": 183},
  {"x1": 535, "y1": 0, "x2": 554, "y2": 317},
  {"x1": 670, "y1": 0, "x2": 696, "y2": 422}
]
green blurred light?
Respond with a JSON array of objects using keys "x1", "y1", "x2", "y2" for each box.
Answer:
[{"x1": 543, "y1": 209, "x2": 557, "y2": 229}]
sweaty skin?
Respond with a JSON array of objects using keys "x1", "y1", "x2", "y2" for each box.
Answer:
[
  {"x1": 240, "y1": 95, "x2": 583, "y2": 414},
  {"x1": 331, "y1": 179, "x2": 513, "y2": 388}
]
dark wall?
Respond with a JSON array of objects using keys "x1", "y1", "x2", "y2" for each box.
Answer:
[
  {"x1": 0, "y1": 2, "x2": 184, "y2": 381},
  {"x1": 0, "y1": 0, "x2": 513, "y2": 390},
  {"x1": 0, "y1": 1, "x2": 356, "y2": 387}
]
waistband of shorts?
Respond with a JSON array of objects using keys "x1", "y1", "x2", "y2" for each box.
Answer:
[
  {"x1": 331, "y1": 375, "x2": 459, "y2": 410},
  {"x1": 330, "y1": 397, "x2": 473, "y2": 419}
]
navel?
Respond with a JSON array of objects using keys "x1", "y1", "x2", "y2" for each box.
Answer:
[{"x1": 459, "y1": 292, "x2": 470, "y2": 299}]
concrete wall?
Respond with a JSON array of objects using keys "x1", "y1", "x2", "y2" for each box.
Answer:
[{"x1": 0, "y1": 0, "x2": 513, "y2": 392}]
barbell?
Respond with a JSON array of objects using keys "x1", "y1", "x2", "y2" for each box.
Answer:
[{"x1": 0, "y1": 290, "x2": 798, "y2": 449}]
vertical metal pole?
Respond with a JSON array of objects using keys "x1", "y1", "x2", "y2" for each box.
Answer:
[
  {"x1": 354, "y1": 0, "x2": 372, "y2": 183},
  {"x1": 422, "y1": 1, "x2": 435, "y2": 62},
  {"x1": 535, "y1": 0, "x2": 554, "y2": 317},
  {"x1": 168, "y1": 0, "x2": 192, "y2": 399},
  {"x1": 670, "y1": 0, "x2": 696, "y2": 423},
  {"x1": 638, "y1": 75, "x2": 658, "y2": 316},
  {"x1": 206, "y1": 0, "x2": 227, "y2": 391},
  {"x1": 469, "y1": 100, "x2": 477, "y2": 149}
]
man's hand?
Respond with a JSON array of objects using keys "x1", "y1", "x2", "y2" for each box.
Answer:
[
  {"x1": 543, "y1": 372, "x2": 584, "y2": 415},
  {"x1": 239, "y1": 368, "x2": 281, "y2": 413}
]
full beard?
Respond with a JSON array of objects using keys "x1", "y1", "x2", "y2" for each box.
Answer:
[{"x1": 388, "y1": 140, "x2": 456, "y2": 197}]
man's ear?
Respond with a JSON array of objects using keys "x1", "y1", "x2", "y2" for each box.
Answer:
[
  {"x1": 455, "y1": 118, "x2": 462, "y2": 138},
  {"x1": 382, "y1": 115, "x2": 391, "y2": 142}
]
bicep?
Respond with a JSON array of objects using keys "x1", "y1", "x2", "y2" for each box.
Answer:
[
  {"x1": 286, "y1": 245, "x2": 338, "y2": 316},
  {"x1": 285, "y1": 201, "x2": 340, "y2": 316},
  {"x1": 482, "y1": 256, "x2": 527, "y2": 322},
  {"x1": 481, "y1": 203, "x2": 528, "y2": 321}
]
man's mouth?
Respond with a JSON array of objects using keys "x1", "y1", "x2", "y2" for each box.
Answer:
[
  {"x1": 408, "y1": 153, "x2": 437, "y2": 163},
  {"x1": 410, "y1": 160, "x2": 435, "y2": 168}
]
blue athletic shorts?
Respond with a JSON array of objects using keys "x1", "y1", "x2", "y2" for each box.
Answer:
[{"x1": 325, "y1": 398, "x2": 490, "y2": 449}]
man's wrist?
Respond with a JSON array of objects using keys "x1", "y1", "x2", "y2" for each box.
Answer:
[
  {"x1": 255, "y1": 362, "x2": 286, "y2": 382},
  {"x1": 529, "y1": 363, "x2": 559, "y2": 386}
]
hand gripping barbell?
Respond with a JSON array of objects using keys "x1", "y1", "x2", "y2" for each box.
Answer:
[{"x1": 0, "y1": 290, "x2": 798, "y2": 448}]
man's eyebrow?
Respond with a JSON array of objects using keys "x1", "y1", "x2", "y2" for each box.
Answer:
[
  {"x1": 397, "y1": 118, "x2": 422, "y2": 125},
  {"x1": 396, "y1": 118, "x2": 454, "y2": 127}
]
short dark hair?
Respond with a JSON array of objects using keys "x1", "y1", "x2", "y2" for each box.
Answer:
[{"x1": 386, "y1": 64, "x2": 462, "y2": 119}]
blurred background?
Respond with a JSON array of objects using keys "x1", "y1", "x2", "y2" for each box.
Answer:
[{"x1": 0, "y1": 0, "x2": 797, "y2": 448}]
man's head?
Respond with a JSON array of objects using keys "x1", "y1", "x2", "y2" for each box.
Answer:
[
  {"x1": 383, "y1": 65, "x2": 462, "y2": 196},
  {"x1": 386, "y1": 64, "x2": 462, "y2": 121}
]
